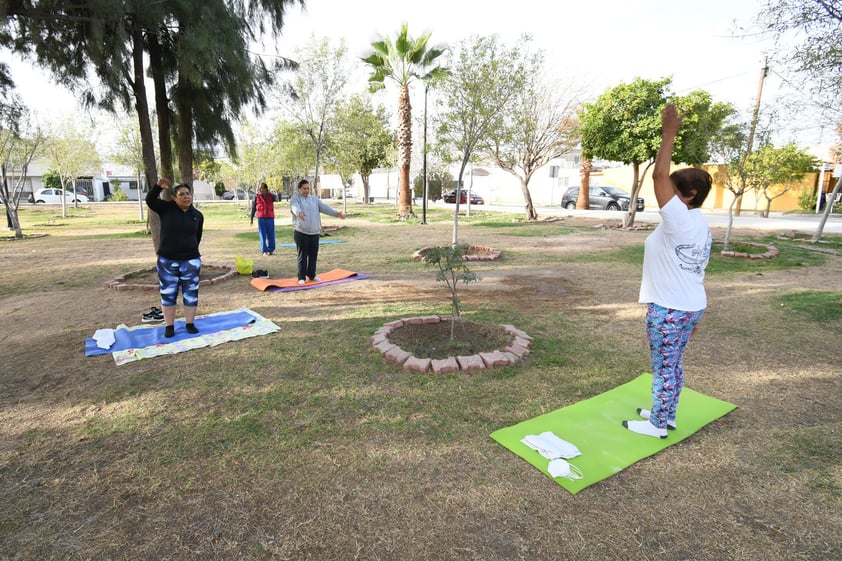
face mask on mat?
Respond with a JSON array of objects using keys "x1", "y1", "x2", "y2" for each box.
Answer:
[{"x1": 548, "y1": 458, "x2": 583, "y2": 480}]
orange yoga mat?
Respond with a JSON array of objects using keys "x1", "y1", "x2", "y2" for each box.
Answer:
[{"x1": 250, "y1": 268, "x2": 361, "y2": 291}]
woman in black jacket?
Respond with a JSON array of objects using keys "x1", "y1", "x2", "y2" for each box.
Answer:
[{"x1": 146, "y1": 178, "x2": 204, "y2": 338}]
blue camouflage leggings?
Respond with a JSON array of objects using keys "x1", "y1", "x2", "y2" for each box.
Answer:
[
  {"x1": 157, "y1": 256, "x2": 201, "y2": 307},
  {"x1": 646, "y1": 303, "x2": 704, "y2": 429}
]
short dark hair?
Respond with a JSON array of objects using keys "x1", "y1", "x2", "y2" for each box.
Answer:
[
  {"x1": 297, "y1": 179, "x2": 310, "y2": 189},
  {"x1": 173, "y1": 183, "x2": 192, "y2": 196},
  {"x1": 670, "y1": 168, "x2": 712, "y2": 208}
]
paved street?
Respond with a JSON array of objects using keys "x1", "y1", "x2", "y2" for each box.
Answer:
[{"x1": 441, "y1": 201, "x2": 842, "y2": 236}]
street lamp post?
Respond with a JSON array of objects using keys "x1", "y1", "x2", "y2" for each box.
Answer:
[{"x1": 422, "y1": 82, "x2": 429, "y2": 225}]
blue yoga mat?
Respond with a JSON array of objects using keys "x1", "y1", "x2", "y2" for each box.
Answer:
[{"x1": 85, "y1": 309, "x2": 260, "y2": 356}]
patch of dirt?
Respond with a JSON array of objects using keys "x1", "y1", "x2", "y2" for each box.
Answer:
[
  {"x1": 119, "y1": 266, "x2": 235, "y2": 285},
  {"x1": 386, "y1": 319, "x2": 514, "y2": 359}
]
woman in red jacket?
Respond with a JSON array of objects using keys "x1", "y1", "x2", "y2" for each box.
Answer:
[{"x1": 250, "y1": 182, "x2": 276, "y2": 256}]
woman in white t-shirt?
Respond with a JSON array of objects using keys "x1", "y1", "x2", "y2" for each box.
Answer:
[{"x1": 623, "y1": 104, "x2": 713, "y2": 439}]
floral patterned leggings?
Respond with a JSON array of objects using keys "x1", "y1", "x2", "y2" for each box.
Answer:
[{"x1": 646, "y1": 303, "x2": 705, "y2": 429}]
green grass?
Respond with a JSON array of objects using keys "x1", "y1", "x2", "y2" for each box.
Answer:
[
  {"x1": 4, "y1": 201, "x2": 842, "y2": 560},
  {"x1": 557, "y1": 235, "x2": 827, "y2": 273},
  {"x1": 776, "y1": 290, "x2": 842, "y2": 323}
]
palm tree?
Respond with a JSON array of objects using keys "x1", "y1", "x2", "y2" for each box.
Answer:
[{"x1": 362, "y1": 23, "x2": 445, "y2": 218}]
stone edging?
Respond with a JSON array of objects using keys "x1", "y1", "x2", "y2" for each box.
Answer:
[
  {"x1": 411, "y1": 245, "x2": 502, "y2": 262},
  {"x1": 105, "y1": 262, "x2": 238, "y2": 291},
  {"x1": 717, "y1": 242, "x2": 779, "y2": 259},
  {"x1": 371, "y1": 315, "x2": 532, "y2": 374}
]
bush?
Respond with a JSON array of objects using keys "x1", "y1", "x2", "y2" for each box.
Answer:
[
  {"x1": 798, "y1": 189, "x2": 817, "y2": 211},
  {"x1": 110, "y1": 188, "x2": 129, "y2": 202}
]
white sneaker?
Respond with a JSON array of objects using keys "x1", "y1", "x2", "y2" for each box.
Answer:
[
  {"x1": 312, "y1": 276, "x2": 322, "y2": 282},
  {"x1": 622, "y1": 420, "x2": 668, "y2": 439},
  {"x1": 298, "y1": 279, "x2": 306, "y2": 285},
  {"x1": 637, "y1": 408, "x2": 677, "y2": 430}
]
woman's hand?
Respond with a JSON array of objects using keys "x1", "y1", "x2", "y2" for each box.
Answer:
[{"x1": 662, "y1": 104, "x2": 683, "y2": 137}]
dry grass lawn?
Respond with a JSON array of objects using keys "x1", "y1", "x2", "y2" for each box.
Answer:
[{"x1": 0, "y1": 202, "x2": 840, "y2": 561}]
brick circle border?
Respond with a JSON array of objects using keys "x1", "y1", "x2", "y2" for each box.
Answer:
[
  {"x1": 715, "y1": 241, "x2": 779, "y2": 259},
  {"x1": 371, "y1": 315, "x2": 532, "y2": 374},
  {"x1": 411, "y1": 245, "x2": 501, "y2": 262},
  {"x1": 104, "y1": 262, "x2": 239, "y2": 291}
]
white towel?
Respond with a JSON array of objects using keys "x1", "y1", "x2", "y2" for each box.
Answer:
[
  {"x1": 521, "y1": 431, "x2": 581, "y2": 460},
  {"x1": 93, "y1": 328, "x2": 116, "y2": 350}
]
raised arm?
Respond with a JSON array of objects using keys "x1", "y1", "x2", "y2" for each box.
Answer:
[{"x1": 653, "y1": 104, "x2": 682, "y2": 208}]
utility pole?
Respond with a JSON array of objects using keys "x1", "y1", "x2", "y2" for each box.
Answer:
[
  {"x1": 422, "y1": 82, "x2": 428, "y2": 224},
  {"x1": 735, "y1": 56, "x2": 769, "y2": 216}
]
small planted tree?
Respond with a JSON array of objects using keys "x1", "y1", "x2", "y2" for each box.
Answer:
[{"x1": 421, "y1": 243, "x2": 479, "y2": 339}]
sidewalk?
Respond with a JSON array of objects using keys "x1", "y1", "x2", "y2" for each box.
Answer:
[{"x1": 533, "y1": 206, "x2": 842, "y2": 235}]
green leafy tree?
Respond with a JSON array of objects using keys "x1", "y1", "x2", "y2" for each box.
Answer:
[
  {"x1": 488, "y1": 43, "x2": 581, "y2": 220},
  {"x1": 413, "y1": 165, "x2": 452, "y2": 201},
  {"x1": 279, "y1": 37, "x2": 349, "y2": 196},
  {"x1": 330, "y1": 94, "x2": 393, "y2": 205},
  {"x1": 363, "y1": 23, "x2": 445, "y2": 218},
  {"x1": 3, "y1": 1, "x2": 302, "y2": 245},
  {"x1": 111, "y1": 113, "x2": 152, "y2": 222},
  {"x1": 747, "y1": 143, "x2": 817, "y2": 217},
  {"x1": 757, "y1": 0, "x2": 842, "y2": 107},
  {"x1": 711, "y1": 116, "x2": 780, "y2": 250},
  {"x1": 435, "y1": 34, "x2": 528, "y2": 244},
  {"x1": 234, "y1": 122, "x2": 280, "y2": 197},
  {"x1": 580, "y1": 77, "x2": 732, "y2": 226},
  {"x1": 0, "y1": 99, "x2": 45, "y2": 238},
  {"x1": 42, "y1": 170, "x2": 62, "y2": 189},
  {"x1": 421, "y1": 244, "x2": 480, "y2": 339},
  {"x1": 43, "y1": 118, "x2": 101, "y2": 216},
  {"x1": 272, "y1": 119, "x2": 315, "y2": 182},
  {"x1": 755, "y1": 0, "x2": 842, "y2": 241}
]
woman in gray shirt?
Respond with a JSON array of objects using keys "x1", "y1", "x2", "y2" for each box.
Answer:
[{"x1": 289, "y1": 179, "x2": 345, "y2": 284}]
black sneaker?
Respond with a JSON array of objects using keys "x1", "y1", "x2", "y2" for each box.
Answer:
[
  {"x1": 251, "y1": 269, "x2": 269, "y2": 278},
  {"x1": 142, "y1": 307, "x2": 164, "y2": 323}
]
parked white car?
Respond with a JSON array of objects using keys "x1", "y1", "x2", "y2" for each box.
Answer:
[{"x1": 29, "y1": 188, "x2": 89, "y2": 204}]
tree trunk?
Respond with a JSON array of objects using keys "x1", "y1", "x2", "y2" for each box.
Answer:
[
  {"x1": 519, "y1": 177, "x2": 538, "y2": 220},
  {"x1": 361, "y1": 174, "x2": 370, "y2": 204},
  {"x1": 812, "y1": 175, "x2": 842, "y2": 242},
  {"x1": 451, "y1": 171, "x2": 466, "y2": 247},
  {"x1": 623, "y1": 162, "x2": 644, "y2": 228},
  {"x1": 175, "y1": 84, "x2": 194, "y2": 187},
  {"x1": 131, "y1": 24, "x2": 158, "y2": 197},
  {"x1": 129, "y1": 23, "x2": 161, "y2": 250},
  {"x1": 148, "y1": 29, "x2": 173, "y2": 180},
  {"x1": 396, "y1": 84, "x2": 413, "y2": 218},
  {"x1": 724, "y1": 194, "x2": 738, "y2": 252},
  {"x1": 577, "y1": 158, "x2": 591, "y2": 210}
]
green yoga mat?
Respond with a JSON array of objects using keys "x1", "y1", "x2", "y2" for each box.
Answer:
[{"x1": 490, "y1": 373, "x2": 737, "y2": 495}]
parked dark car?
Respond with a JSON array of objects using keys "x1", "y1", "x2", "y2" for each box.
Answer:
[
  {"x1": 222, "y1": 189, "x2": 252, "y2": 200},
  {"x1": 443, "y1": 189, "x2": 484, "y2": 205},
  {"x1": 561, "y1": 186, "x2": 644, "y2": 211}
]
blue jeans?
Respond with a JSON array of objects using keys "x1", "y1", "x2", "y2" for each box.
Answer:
[{"x1": 257, "y1": 217, "x2": 276, "y2": 253}]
